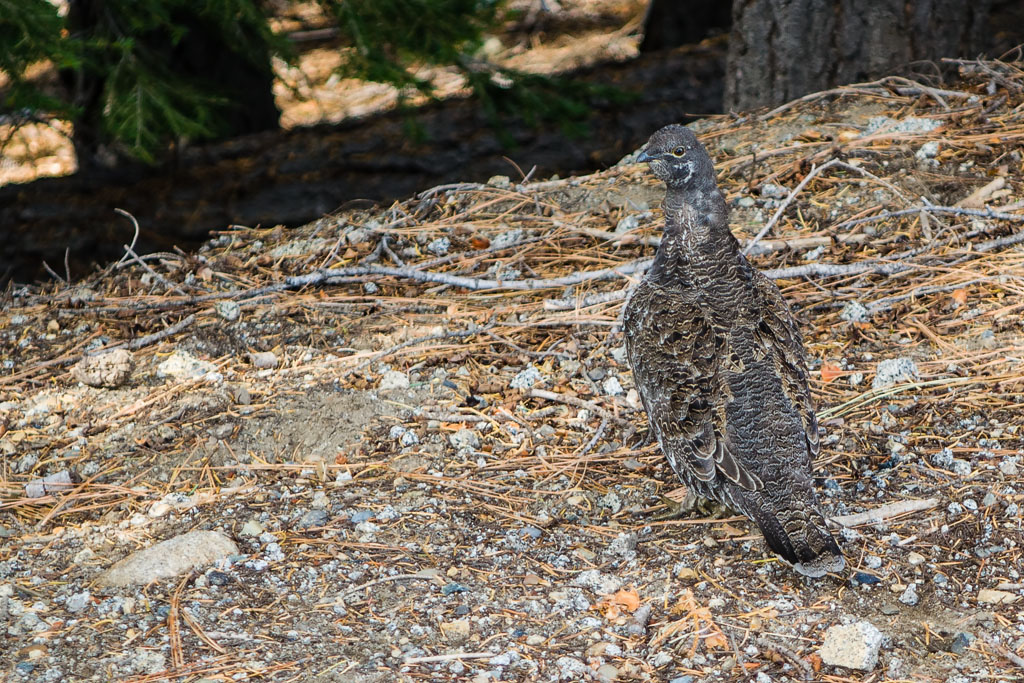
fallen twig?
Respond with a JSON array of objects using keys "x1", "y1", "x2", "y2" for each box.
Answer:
[
  {"x1": 404, "y1": 652, "x2": 495, "y2": 665},
  {"x1": 830, "y1": 498, "x2": 940, "y2": 527},
  {"x1": 527, "y1": 388, "x2": 635, "y2": 437}
]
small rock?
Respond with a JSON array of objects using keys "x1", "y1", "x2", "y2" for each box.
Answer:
[
  {"x1": 804, "y1": 244, "x2": 826, "y2": 261},
  {"x1": 378, "y1": 370, "x2": 410, "y2": 391},
  {"x1": 951, "y1": 459, "x2": 972, "y2": 476},
  {"x1": 510, "y1": 364, "x2": 544, "y2": 389},
  {"x1": 596, "y1": 663, "x2": 619, "y2": 682},
  {"x1": 571, "y1": 569, "x2": 622, "y2": 595},
  {"x1": 977, "y1": 589, "x2": 1020, "y2": 604},
  {"x1": 489, "y1": 652, "x2": 511, "y2": 667},
  {"x1": 491, "y1": 229, "x2": 523, "y2": 250},
  {"x1": 215, "y1": 300, "x2": 241, "y2": 321},
  {"x1": 602, "y1": 376, "x2": 623, "y2": 396},
  {"x1": 449, "y1": 428, "x2": 480, "y2": 451},
  {"x1": 298, "y1": 508, "x2": 328, "y2": 529},
  {"x1": 240, "y1": 519, "x2": 264, "y2": 537},
  {"x1": 916, "y1": 141, "x2": 940, "y2": 160},
  {"x1": 650, "y1": 651, "x2": 673, "y2": 667},
  {"x1": 906, "y1": 551, "x2": 926, "y2": 566},
  {"x1": 349, "y1": 510, "x2": 374, "y2": 524},
  {"x1": 848, "y1": 372, "x2": 864, "y2": 387},
  {"x1": 526, "y1": 634, "x2": 545, "y2": 646},
  {"x1": 737, "y1": 196, "x2": 756, "y2": 208},
  {"x1": 556, "y1": 656, "x2": 588, "y2": 680},
  {"x1": 486, "y1": 175, "x2": 512, "y2": 189},
  {"x1": 615, "y1": 214, "x2": 639, "y2": 233},
  {"x1": 73, "y1": 349, "x2": 134, "y2": 388},
  {"x1": 839, "y1": 301, "x2": 869, "y2": 323},
  {"x1": 248, "y1": 352, "x2": 278, "y2": 369},
  {"x1": 999, "y1": 458, "x2": 1019, "y2": 476},
  {"x1": 148, "y1": 501, "x2": 172, "y2": 518},
  {"x1": 932, "y1": 448, "x2": 955, "y2": 468},
  {"x1": 157, "y1": 350, "x2": 216, "y2": 380},
  {"x1": 24, "y1": 470, "x2": 77, "y2": 498},
  {"x1": 853, "y1": 572, "x2": 880, "y2": 586},
  {"x1": 819, "y1": 621, "x2": 884, "y2": 671},
  {"x1": 898, "y1": 583, "x2": 919, "y2": 606},
  {"x1": 440, "y1": 619, "x2": 471, "y2": 642},
  {"x1": 426, "y1": 237, "x2": 450, "y2": 256},
  {"x1": 95, "y1": 530, "x2": 238, "y2": 587},
  {"x1": 872, "y1": 357, "x2": 919, "y2": 390},
  {"x1": 606, "y1": 532, "x2": 638, "y2": 559},
  {"x1": 949, "y1": 632, "x2": 972, "y2": 655},
  {"x1": 760, "y1": 183, "x2": 787, "y2": 199},
  {"x1": 65, "y1": 590, "x2": 91, "y2": 613}
]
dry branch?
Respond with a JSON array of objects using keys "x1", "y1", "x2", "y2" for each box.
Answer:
[{"x1": 830, "y1": 498, "x2": 940, "y2": 527}]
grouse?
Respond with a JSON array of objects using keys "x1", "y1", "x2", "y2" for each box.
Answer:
[{"x1": 623, "y1": 124, "x2": 844, "y2": 578}]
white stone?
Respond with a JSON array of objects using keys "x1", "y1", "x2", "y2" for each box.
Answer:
[
  {"x1": 510, "y1": 364, "x2": 544, "y2": 389},
  {"x1": 872, "y1": 357, "x2": 919, "y2": 390},
  {"x1": 215, "y1": 300, "x2": 240, "y2": 321},
  {"x1": 839, "y1": 301, "x2": 869, "y2": 323},
  {"x1": 916, "y1": 141, "x2": 940, "y2": 160},
  {"x1": 602, "y1": 376, "x2": 624, "y2": 396},
  {"x1": 820, "y1": 621, "x2": 883, "y2": 671},
  {"x1": 449, "y1": 428, "x2": 481, "y2": 451},
  {"x1": 73, "y1": 349, "x2": 134, "y2": 388},
  {"x1": 157, "y1": 350, "x2": 216, "y2": 380},
  {"x1": 378, "y1": 370, "x2": 410, "y2": 391}
]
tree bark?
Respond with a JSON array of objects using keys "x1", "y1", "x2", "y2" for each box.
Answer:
[{"x1": 724, "y1": 0, "x2": 995, "y2": 111}]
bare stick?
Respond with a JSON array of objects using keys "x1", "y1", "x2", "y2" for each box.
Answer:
[
  {"x1": 326, "y1": 572, "x2": 443, "y2": 602},
  {"x1": 341, "y1": 327, "x2": 482, "y2": 378},
  {"x1": 84, "y1": 314, "x2": 196, "y2": 357},
  {"x1": 404, "y1": 652, "x2": 495, "y2": 665},
  {"x1": 983, "y1": 637, "x2": 1024, "y2": 669},
  {"x1": 577, "y1": 418, "x2": 608, "y2": 457},
  {"x1": 114, "y1": 209, "x2": 189, "y2": 295},
  {"x1": 832, "y1": 204, "x2": 1024, "y2": 232},
  {"x1": 756, "y1": 637, "x2": 813, "y2": 680},
  {"x1": 545, "y1": 288, "x2": 631, "y2": 311},
  {"x1": 830, "y1": 498, "x2": 940, "y2": 527},
  {"x1": 115, "y1": 207, "x2": 141, "y2": 265},
  {"x1": 42, "y1": 260, "x2": 67, "y2": 284},
  {"x1": 744, "y1": 158, "x2": 912, "y2": 256},
  {"x1": 284, "y1": 258, "x2": 655, "y2": 294},
  {"x1": 744, "y1": 160, "x2": 839, "y2": 255},
  {"x1": 527, "y1": 388, "x2": 635, "y2": 436}
]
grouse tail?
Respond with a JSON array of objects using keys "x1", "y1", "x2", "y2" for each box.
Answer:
[{"x1": 745, "y1": 496, "x2": 845, "y2": 578}]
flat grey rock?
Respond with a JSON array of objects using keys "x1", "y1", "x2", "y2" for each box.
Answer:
[
  {"x1": 820, "y1": 620, "x2": 883, "y2": 671},
  {"x1": 95, "y1": 530, "x2": 238, "y2": 587}
]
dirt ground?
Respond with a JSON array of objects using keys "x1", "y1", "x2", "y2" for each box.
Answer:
[{"x1": 2, "y1": 59, "x2": 1024, "y2": 682}]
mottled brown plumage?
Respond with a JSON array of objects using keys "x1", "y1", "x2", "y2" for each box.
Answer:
[{"x1": 624, "y1": 124, "x2": 844, "y2": 577}]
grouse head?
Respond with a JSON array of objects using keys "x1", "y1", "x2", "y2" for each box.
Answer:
[{"x1": 637, "y1": 124, "x2": 715, "y2": 191}]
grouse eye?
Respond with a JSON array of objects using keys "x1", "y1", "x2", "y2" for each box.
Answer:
[{"x1": 672, "y1": 146, "x2": 685, "y2": 156}]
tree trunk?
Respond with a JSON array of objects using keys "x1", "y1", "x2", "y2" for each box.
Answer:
[{"x1": 724, "y1": 0, "x2": 995, "y2": 111}]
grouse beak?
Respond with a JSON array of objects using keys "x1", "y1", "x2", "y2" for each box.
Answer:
[{"x1": 636, "y1": 148, "x2": 652, "y2": 163}]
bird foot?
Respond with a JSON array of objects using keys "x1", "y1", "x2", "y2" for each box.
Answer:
[
  {"x1": 653, "y1": 491, "x2": 734, "y2": 521},
  {"x1": 628, "y1": 428, "x2": 656, "y2": 450}
]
